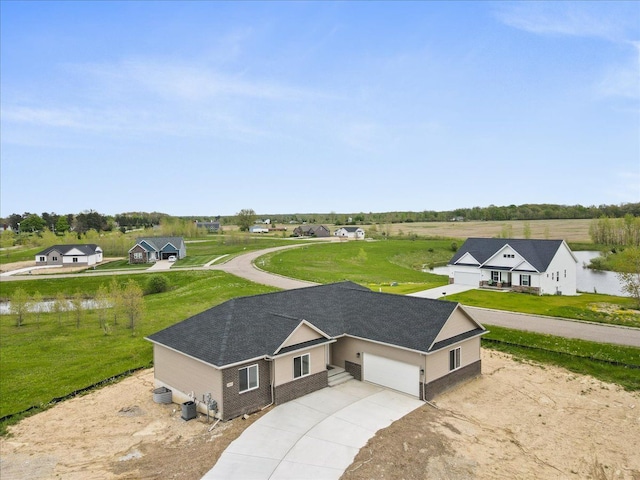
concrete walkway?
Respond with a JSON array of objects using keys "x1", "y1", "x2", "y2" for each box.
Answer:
[
  {"x1": 203, "y1": 381, "x2": 423, "y2": 480},
  {"x1": 408, "y1": 283, "x2": 476, "y2": 299}
]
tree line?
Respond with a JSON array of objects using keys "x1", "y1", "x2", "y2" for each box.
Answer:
[
  {"x1": 589, "y1": 215, "x2": 640, "y2": 246},
  {"x1": 8, "y1": 278, "x2": 147, "y2": 334}
]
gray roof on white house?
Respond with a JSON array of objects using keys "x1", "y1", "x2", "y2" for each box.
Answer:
[
  {"x1": 449, "y1": 238, "x2": 570, "y2": 272},
  {"x1": 147, "y1": 282, "x2": 483, "y2": 368},
  {"x1": 36, "y1": 244, "x2": 101, "y2": 256}
]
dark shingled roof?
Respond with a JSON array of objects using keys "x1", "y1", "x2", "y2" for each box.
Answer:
[
  {"x1": 448, "y1": 238, "x2": 570, "y2": 272},
  {"x1": 147, "y1": 282, "x2": 479, "y2": 368},
  {"x1": 135, "y1": 236, "x2": 184, "y2": 252},
  {"x1": 36, "y1": 244, "x2": 101, "y2": 256}
]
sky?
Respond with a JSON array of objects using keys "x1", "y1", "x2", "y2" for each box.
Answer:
[{"x1": 1, "y1": 1, "x2": 639, "y2": 218}]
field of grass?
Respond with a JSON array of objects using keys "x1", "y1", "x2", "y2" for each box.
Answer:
[
  {"x1": 446, "y1": 290, "x2": 640, "y2": 328},
  {"x1": 259, "y1": 239, "x2": 453, "y2": 288},
  {"x1": 372, "y1": 218, "x2": 594, "y2": 243},
  {"x1": 482, "y1": 325, "x2": 640, "y2": 391},
  {"x1": 0, "y1": 271, "x2": 276, "y2": 420}
]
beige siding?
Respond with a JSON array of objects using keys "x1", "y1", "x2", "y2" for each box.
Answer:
[
  {"x1": 280, "y1": 323, "x2": 323, "y2": 349},
  {"x1": 153, "y1": 345, "x2": 223, "y2": 415},
  {"x1": 332, "y1": 336, "x2": 424, "y2": 371},
  {"x1": 433, "y1": 307, "x2": 480, "y2": 344},
  {"x1": 273, "y1": 345, "x2": 325, "y2": 386},
  {"x1": 425, "y1": 337, "x2": 481, "y2": 383}
]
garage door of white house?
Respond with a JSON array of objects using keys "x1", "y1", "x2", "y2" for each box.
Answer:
[
  {"x1": 454, "y1": 271, "x2": 481, "y2": 286},
  {"x1": 363, "y1": 353, "x2": 420, "y2": 397}
]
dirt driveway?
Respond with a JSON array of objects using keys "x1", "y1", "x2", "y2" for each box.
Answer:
[{"x1": 2, "y1": 350, "x2": 638, "y2": 480}]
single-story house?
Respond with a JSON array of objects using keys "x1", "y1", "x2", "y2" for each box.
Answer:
[
  {"x1": 146, "y1": 282, "x2": 487, "y2": 421},
  {"x1": 293, "y1": 225, "x2": 331, "y2": 237},
  {"x1": 334, "y1": 226, "x2": 365, "y2": 240},
  {"x1": 448, "y1": 238, "x2": 578, "y2": 295},
  {"x1": 128, "y1": 236, "x2": 186, "y2": 264},
  {"x1": 35, "y1": 244, "x2": 103, "y2": 266},
  {"x1": 249, "y1": 225, "x2": 270, "y2": 234}
]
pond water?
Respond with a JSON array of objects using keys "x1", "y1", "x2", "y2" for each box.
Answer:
[
  {"x1": 0, "y1": 299, "x2": 109, "y2": 315},
  {"x1": 425, "y1": 251, "x2": 626, "y2": 297}
]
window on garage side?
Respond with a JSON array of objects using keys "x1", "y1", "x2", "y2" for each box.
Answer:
[
  {"x1": 521, "y1": 274, "x2": 531, "y2": 286},
  {"x1": 449, "y1": 347, "x2": 461, "y2": 371},
  {"x1": 239, "y1": 364, "x2": 259, "y2": 393},
  {"x1": 293, "y1": 353, "x2": 310, "y2": 378}
]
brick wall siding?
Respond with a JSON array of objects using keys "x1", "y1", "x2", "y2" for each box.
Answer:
[
  {"x1": 344, "y1": 360, "x2": 362, "y2": 381},
  {"x1": 221, "y1": 359, "x2": 271, "y2": 421},
  {"x1": 422, "y1": 360, "x2": 481, "y2": 400},
  {"x1": 273, "y1": 371, "x2": 328, "y2": 405}
]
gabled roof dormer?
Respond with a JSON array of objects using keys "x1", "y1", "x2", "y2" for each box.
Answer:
[{"x1": 454, "y1": 252, "x2": 480, "y2": 266}]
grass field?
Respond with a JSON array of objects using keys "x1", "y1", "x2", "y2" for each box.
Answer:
[
  {"x1": 259, "y1": 239, "x2": 453, "y2": 288},
  {"x1": 446, "y1": 290, "x2": 640, "y2": 328},
  {"x1": 0, "y1": 271, "x2": 276, "y2": 420}
]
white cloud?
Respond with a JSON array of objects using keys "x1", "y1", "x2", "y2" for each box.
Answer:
[{"x1": 494, "y1": 2, "x2": 636, "y2": 42}]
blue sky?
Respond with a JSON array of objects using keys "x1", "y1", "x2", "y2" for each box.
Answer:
[{"x1": 1, "y1": 1, "x2": 638, "y2": 217}]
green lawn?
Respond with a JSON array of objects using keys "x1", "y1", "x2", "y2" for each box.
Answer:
[
  {"x1": 0, "y1": 271, "x2": 276, "y2": 421},
  {"x1": 259, "y1": 239, "x2": 453, "y2": 288},
  {"x1": 482, "y1": 325, "x2": 640, "y2": 391},
  {"x1": 446, "y1": 290, "x2": 640, "y2": 328}
]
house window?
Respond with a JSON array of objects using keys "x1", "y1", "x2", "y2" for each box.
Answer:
[
  {"x1": 449, "y1": 347, "x2": 461, "y2": 371},
  {"x1": 564, "y1": 270, "x2": 567, "y2": 278},
  {"x1": 293, "y1": 353, "x2": 310, "y2": 378},
  {"x1": 133, "y1": 252, "x2": 143, "y2": 260},
  {"x1": 39, "y1": 256, "x2": 45, "y2": 262},
  {"x1": 557, "y1": 271, "x2": 560, "y2": 282},
  {"x1": 491, "y1": 271, "x2": 500, "y2": 282},
  {"x1": 239, "y1": 364, "x2": 259, "y2": 393},
  {"x1": 52, "y1": 256, "x2": 58, "y2": 261},
  {"x1": 521, "y1": 274, "x2": 531, "y2": 286},
  {"x1": 72, "y1": 257, "x2": 78, "y2": 263},
  {"x1": 552, "y1": 272, "x2": 554, "y2": 280}
]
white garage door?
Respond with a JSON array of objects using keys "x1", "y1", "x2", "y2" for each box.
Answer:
[
  {"x1": 454, "y1": 271, "x2": 481, "y2": 286},
  {"x1": 363, "y1": 353, "x2": 420, "y2": 397}
]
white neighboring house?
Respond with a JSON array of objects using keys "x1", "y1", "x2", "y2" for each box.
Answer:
[
  {"x1": 35, "y1": 244, "x2": 103, "y2": 267},
  {"x1": 249, "y1": 225, "x2": 269, "y2": 234},
  {"x1": 334, "y1": 226, "x2": 366, "y2": 240},
  {"x1": 447, "y1": 238, "x2": 578, "y2": 296}
]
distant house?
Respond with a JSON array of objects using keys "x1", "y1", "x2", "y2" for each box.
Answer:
[
  {"x1": 249, "y1": 225, "x2": 269, "y2": 234},
  {"x1": 194, "y1": 221, "x2": 220, "y2": 233},
  {"x1": 147, "y1": 282, "x2": 487, "y2": 421},
  {"x1": 35, "y1": 244, "x2": 103, "y2": 267},
  {"x1": 129, "y1": 237, "x2": 186, "y2": 264},
  {"x1": 293, "y1": 225, "x2": 331, "y2": 237},
  {"x1": 447, "y1": 238, "x2": 578, "y2": 295},
  {"x1": 334, "y1": 226, "x2": 365, "y2": 240}
]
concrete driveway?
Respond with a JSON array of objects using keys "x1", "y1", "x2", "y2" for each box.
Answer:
[
  {"x1": 146, "y1": 260, "x2": 173, "y2": 271},
  {"x1": 408, "y1": 283, "x2": 476, "y2": 299},
  {"x1": 203, "y1": 380, "x2": 424, "y2": 480}
]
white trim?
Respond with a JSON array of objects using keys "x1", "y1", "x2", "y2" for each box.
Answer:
[
  {"x1": 271, "y1": 339, "x2": 336, "y2": 359},
  {"x1": 274, "y1": 319, "x2": 332, "y2": 355},
  {"x1": 293, "y1": 353, "x2": 311, "y2": 379}
]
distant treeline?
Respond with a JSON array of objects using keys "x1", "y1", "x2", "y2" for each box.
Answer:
[
  {"x1": 251, "y1": 202, "x2": 640, "y2": 226},
  {"x1": 3, "y1": 203, "x2": 639, "y2": 234}
]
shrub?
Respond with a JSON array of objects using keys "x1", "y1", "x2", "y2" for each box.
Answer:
[
  {"x1": 450, "y1": 242, "x2": 458, "y2": 252},
  {"x1": 146, "y1": 275, "x2": 170, "y2": 294}
]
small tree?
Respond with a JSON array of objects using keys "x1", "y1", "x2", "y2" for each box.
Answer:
[
  {"x1": 10, "y1": 288, "x2": 30, "y2": 327},
  {"x1": 109, "y1": 278, "x2": 122, "y2": 326},
  {"x1": 31, "y1": 290, "x2": 43, "y2": 328},
  {"x1": 121, "y1": 280, "x2": 145, "y2": 332},
  {"x1": 71, "y1": 290, "x2": 84, "y2": 328},
  {"x1": 146, "y1": 275, "x2": 170, "y2": 294},
  {"x1": 52, "y1": 291, "x2": 68, "y2": 326},
  {"x1": 617, "y1": 247, "x2": 640, "y2": 308},
  {"x1": 523, "y1": 222, "x2": 532, "y2": 239},
  {"x1": 94, "y1": 284, "x2": 110, "y2": 333},
  {"x1": 236, "y1": 209, "x2": 256, "y2": 232}
]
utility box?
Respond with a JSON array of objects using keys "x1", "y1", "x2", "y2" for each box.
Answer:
[{"x1": 181, "y1": 401, "x2": 196, "y2": 421}]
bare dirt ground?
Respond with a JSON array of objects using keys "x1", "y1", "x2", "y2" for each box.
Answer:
[{"x1": 2, "y1": 350, "x2": 638, "y2": 480}]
